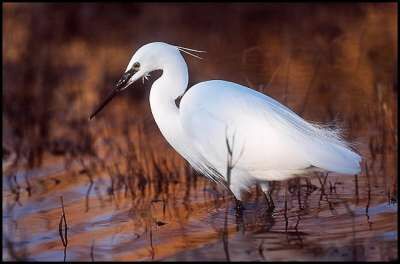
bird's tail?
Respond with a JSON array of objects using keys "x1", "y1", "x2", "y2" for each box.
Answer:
[
  {"x1": 304, "y1": 125, "x2": 362, "y2": 175},
  {"x1": 309, "y1": 141, "x2": 361, "y2": 175}
]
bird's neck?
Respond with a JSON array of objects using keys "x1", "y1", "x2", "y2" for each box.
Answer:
[{"x1": 149, "y1": 61, "x2": 188, "y2": 149}]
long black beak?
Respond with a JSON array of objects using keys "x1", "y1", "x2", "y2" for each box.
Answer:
[{"x1": 89, "y1": 69, "x2": 135, "y2": 120}]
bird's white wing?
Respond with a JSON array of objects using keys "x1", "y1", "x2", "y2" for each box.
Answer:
[{"x1": 179, "y1": 80, "x2": 361, "y2": 181}]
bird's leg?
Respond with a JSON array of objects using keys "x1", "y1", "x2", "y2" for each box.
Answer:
[
  {"x1": 234, "y1": 198, "x2": 244, "y2": 217},
  {"x1": 267, "y1": 190, "x2": 275, "y2": 209},
  {"x1": 229, "y1": 182, "x2": 245, "y2": 215},
  {"x1": 260, "y1": 182, "x2": 275, "y2": 210},
  {"x1": 264, "y1": 193, "x2": 274, "y2": 210}
]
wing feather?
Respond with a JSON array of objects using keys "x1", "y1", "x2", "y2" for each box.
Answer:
[{"x1": 179, "y1": 80, "x2": 361, "y2": 181}]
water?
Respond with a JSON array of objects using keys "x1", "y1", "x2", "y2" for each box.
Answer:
[
  {"x1": 3, "y1": 3, "x2": 397, "y2": 261},
  {"x1": 2, "y1": 145, "x2": 397, "y2": 261}
]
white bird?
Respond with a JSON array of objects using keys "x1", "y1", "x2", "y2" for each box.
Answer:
[{"x1": 90, "y1": 42, "x2": 361, "y2": 205}]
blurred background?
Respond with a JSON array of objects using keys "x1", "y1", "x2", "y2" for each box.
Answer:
[{"x1": 3, "y1": 3, "x2": 397, "y2": 261}]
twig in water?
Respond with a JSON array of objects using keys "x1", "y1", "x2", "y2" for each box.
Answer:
[
  {"x1": 225, "y1": 128, "x2": 244, "y2": 188},
  {"x1": 149, "y1": 227, "x2": 155, "y2": 260},
  {"x1": 59, "y1": 196, "x2": 68, "y2": 261},
  {"x1": 364, "y1": 161, "x2": 372, "y2": 229},
  {"x1": 258, "y1": 239, "x2": 266, "y2": 260},
  {"x1": 354, "y1": 173, "x2": 359, "y2": 205},
  {"x1": 90, "y1": 240, "x2": 95, "y2": 261},
  {"x1": 284, "y1": 184, "x2": 289, "y2": 234},
  {"x1": 222, "y1": 205, "x2": 231, "y2": 261},
  {"x1": 78, "y1": 157, "x2": 94, "y2": 212}
]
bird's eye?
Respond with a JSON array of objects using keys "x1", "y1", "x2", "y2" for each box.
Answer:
[{"x1": 133, "y1": 62, "x2": 140, "y2": 71}]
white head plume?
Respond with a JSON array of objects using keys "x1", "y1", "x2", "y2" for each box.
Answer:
[{"x1": 176, "y1": 45, "x2": 207, "y2": 60}]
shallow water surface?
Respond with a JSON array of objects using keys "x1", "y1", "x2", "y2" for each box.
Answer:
[{"x1": 2, "y1": 144, "x2": 397, "y2": 261}]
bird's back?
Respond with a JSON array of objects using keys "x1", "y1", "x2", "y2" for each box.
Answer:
[{"x1": 179, "y1": 80, "x2": 361, "y2": 182}]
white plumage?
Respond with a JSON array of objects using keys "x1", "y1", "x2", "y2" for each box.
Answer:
[{"x1": 91, "y1": 42, "x2": 362, "y2": 201}]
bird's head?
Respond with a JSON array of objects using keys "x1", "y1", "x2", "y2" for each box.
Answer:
[{"x1": 89, "y1": 42, "x2": 205, "y2": 120}]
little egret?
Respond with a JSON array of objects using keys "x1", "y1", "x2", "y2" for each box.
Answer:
[{"x1": 90, "y1": 42, "x2": 361, "y2": 206}]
